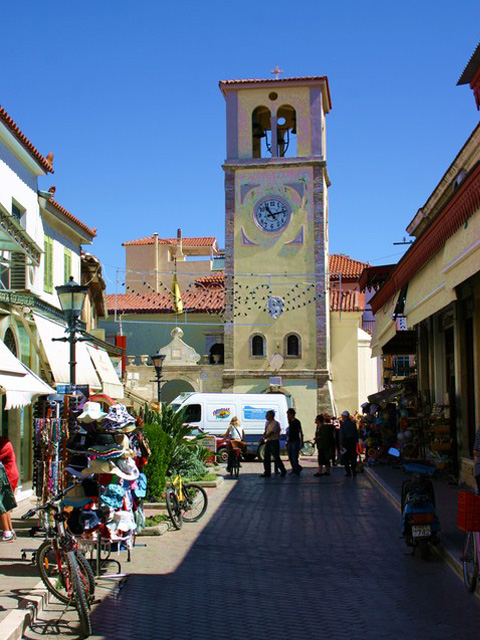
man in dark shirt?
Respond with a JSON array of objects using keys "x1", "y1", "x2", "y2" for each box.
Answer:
[
  {"x1": 339, "y1": 411, "x2": 359, "y2": 477},
  {"x1": 286, "y1": 408, "x2": 304, "y2": 475}
]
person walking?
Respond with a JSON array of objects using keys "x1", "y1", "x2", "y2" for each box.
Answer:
[
  {"x1": 223, "y1": 416, "x2": 246, "y2": 473},
  {"x1": 0, "y1": 437, "x2": 19, "y2": 542},
  {"x1": 339, "y1": 411, "x2": 359, "y2": 478},
  {"x1": 314, "y1": 414, "x2": 335, "y2": 476},
  {"x1": 260, "y1": 410, "x2": 286, "y2": 478},
  {"x1": 286, "y1": 408, "x2": 303, "y2": 475}
]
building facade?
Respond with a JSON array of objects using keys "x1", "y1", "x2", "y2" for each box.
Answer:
[{"x1": 366, "y1": 45, "x2": 480, "y2": 485}]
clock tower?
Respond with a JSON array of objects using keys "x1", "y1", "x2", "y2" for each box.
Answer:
[{"x1": 219, "y1": 74, "x2": 334, "y2": 422}]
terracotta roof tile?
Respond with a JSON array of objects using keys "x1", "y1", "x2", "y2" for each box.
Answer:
[
  {"x1": 0, "y1": 105, "x2": 54, "y2": 173},
  {"x1": 329, "y1": 254, "x2": 369, "y2": 280},
  {"x1": 107, "y1": 278, "x2": 224, "y2": 314},
  {"x1": 49, "y1": 199, "x2": 96, "y2": 238},
  {"x1": 330, "y1": 289, "x2": 365, "y2": 312},
  {"x1": 123, "y1": 236, "x2": 217, "y2": 247}
]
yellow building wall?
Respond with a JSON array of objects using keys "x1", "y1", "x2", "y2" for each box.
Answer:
[
  {"x1": 232, "y1": 165, "x2": 320, "y2": 373},
  {"x1": 330, "y1": 311, "x2": 362, "y2": 415}
]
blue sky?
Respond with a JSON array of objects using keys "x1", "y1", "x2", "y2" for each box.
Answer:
[{"x1": 2, "y1": 1, "x2": 479, "y2": 291}]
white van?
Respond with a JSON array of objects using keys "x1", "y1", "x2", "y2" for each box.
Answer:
[{"x1": 170, "y1": 392, "x2": 290, "y2": 460}]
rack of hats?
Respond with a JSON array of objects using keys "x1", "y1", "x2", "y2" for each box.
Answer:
[
  {"x1": 33, "y1": 395, "x2": 149, "y2": 574},
  {"x1": 65, "y1": 401, "x2": 149, "y2": 574}
]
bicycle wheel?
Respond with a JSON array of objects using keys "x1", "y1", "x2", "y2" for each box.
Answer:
[
  {"x1": 301, "y1": 440, "x2": 315, "y2": 456},
  {"x1": 36, "y1": 541, "x2": 95, "y2": 605},
  {"x1": 232, "y1": 455, "x2": 240, "y2": 479},
  {"x1": 182, "y1": 484, "x2": 208, "y2": 523},
  {"x1": 66, "y1": 551, "x2": 92, "y2": 639},
  {"x1": 463, "y1": 532, "x2": 479, "y2": 592},
  {"x1": 166, "y1": 487, "x2": 183, "y2": 529}
]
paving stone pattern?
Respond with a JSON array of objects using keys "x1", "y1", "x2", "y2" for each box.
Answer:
[{"x1": 23, "y1": 463, "x2": 480, "y2": 640}]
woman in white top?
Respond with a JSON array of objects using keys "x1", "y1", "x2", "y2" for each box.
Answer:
[
  {"x1": 223, "y1": 417, "x2": 246, "y2": 471},
  {"x1": 223, "y1": 416, "x2": 245, "y2": 446}
]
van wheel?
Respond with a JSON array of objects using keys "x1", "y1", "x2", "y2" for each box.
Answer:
[
  {"x1": 257, "y1": 444, "x2": 265, "y2": 461},
  {"x1": 217, "y1": 448, "x2": 229, "y2": 464}
]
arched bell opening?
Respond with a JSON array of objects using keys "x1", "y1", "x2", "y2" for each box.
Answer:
[
  {"x1": 252, "y1": 106, "x2": 272, "y2": 158},
  {"x1": 276, "y1": 104, "x2": 297, "y2": 157}
]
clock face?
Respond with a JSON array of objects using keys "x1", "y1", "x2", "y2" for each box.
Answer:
[{"x1": 254, "y1": 197, "x2": 291, "y2": 233}]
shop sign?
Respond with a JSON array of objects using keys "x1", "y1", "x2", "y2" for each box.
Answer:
[
  {"x1": 202, "y1": 435, "x2": 217, "y2": 452},
  {"x1": 395, "y1": 315, "x2": 407, "y2": 331}
]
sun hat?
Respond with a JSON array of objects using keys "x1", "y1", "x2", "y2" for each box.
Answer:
[
  {"x1": 114, "y1": 434, "x2": 135, "y2": 458},
  {"x1": 66, "y1": 509, "x2": 84, "y2": 535},
  {"x1": 133, "y1": 473, "x2": 147, "y2": 499},
  {"x1": 79, "y1": 509, "x2": 103, "y2": 531},
  {"x1": 111, "y1": 457, "x2": 139, "y2": 481},
  {"x1": 77, "y1": 401, "x2": 107, "y2": 423},
  {"x1": 88, "y1": 433, "x2": 124, "y2": 456},
  {"x1": 61, "y1": 484, "x2": 92, "y2": 508},
  {"x1": 65, "y1": 454, "x2": 90, "y2": 478},
  {"x1": 112, "y1": 509, "x2": 136, "y2": 533},
  {"x1": 99, "y1": 483, "x2": 125, "y2": 510},
  {"x1": 102, "y1": 404, "x2": 136, "y2": 430},
  {"x1": 82, "y1": 459, "x2": 116, "y2": 477}
]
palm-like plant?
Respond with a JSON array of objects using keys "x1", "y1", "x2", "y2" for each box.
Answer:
[{"x1": 142, "y1": 404, "x2": 208, "y2": 498}]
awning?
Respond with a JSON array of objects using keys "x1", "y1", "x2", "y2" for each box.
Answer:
[
  {"x1": 34, "y1": 314, "x2": 101, "y2": 389},
  {"x1": 368, "y1": 385, "x2": 404, "y2": 404},
  {"x1": 0, "y1": 339, "x2": 54, "y2": 409},
  {"x1": 86, "y1": 345, "x2": 124, "y2": 399},
  {"x1": 381, "y1": 330, "x2": 417, "y2": 355}
]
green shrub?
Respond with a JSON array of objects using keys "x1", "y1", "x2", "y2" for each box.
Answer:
[{"x1": 142, "y1": 404, "x2": 208, "y2": 499}]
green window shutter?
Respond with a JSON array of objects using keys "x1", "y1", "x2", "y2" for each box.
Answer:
[
  {"x1": 64, "y1": 249, "x2": 72, "y2": 284},
  {"x1": 44, "y1": 236, "x2": 53, "y2": 293}
]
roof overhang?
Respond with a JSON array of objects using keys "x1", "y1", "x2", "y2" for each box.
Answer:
[{"x1": 219, "y1": 76, "x2": 332, "y2": 113}]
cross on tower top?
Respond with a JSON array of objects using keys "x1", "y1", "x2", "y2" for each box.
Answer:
[{"x1": 271, "y1": 64, "x2": 284, "y2": 79}]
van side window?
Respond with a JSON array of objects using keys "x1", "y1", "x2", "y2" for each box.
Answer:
[{"x1": 185, "y1": 404, "x2": 201, "y2": 423}]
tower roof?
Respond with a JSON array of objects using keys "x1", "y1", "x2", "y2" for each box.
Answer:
[{"x1": 219, "y1": 76, "x2": 332, "y2": 111}]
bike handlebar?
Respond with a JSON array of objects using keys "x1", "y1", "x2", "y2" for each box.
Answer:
[{"x1": 20, "y1": 482, "x2": 79, "y2": 519}]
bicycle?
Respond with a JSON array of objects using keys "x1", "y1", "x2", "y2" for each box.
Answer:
[
  {"x1": 165, "y1": 472, "x2": 208, "y2": 530},
  {"x1": 21, "y1": 484, "x2": 95, "y2": 638},
  {"x1": 458, "y1": 490, "x2": 480, "y2": 592},
  {"x1": 301, "y1": 440, "x2": 315, "y2": 456},
  {"x1": 227, "y1": 445, "x2": 241, "y2": 478}
]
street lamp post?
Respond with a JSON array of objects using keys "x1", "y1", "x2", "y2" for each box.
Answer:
[
  {"x1": 150, "y1": 353, "x2": 166, "y2": 404},
  {"x1": 54, "y1": 277, "x2": 89, "y2": 387}
]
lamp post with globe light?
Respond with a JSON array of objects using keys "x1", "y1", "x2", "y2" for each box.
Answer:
[{"x1": 54, "y1": 276, "x2": 88, "y2": 387}]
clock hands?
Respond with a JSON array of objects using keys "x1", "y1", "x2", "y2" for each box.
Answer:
[{"x1": 264, "y1": 203, "x2": 281, "y2": 219}]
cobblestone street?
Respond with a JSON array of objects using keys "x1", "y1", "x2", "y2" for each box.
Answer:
[{"x1": 23, "y1": 462, "x2": 480, "y2": 640}]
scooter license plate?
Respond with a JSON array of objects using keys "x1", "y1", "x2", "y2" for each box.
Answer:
[{"x1": 412, "y1": 525, "x2": 431, "y2": 538}]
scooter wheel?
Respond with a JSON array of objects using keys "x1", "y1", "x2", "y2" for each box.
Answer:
[{"x1": 418, "y1": 540, "x2": 429, "y2": 560}]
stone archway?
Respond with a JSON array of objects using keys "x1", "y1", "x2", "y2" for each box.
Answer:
[{"x1": 162, "y1": 379, "x2": 195, "y2": 405}]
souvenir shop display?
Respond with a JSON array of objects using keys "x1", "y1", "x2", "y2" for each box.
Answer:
[
  {"x1": 32, "y1": 395, "x2": 149, "y2": 573},
  {"x1": 361, "y1": 381, "x2": 455, "y2": 472}
]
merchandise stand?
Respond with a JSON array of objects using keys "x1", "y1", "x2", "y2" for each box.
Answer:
[{"x1": 26, "y1": 394, "x2": 149, "y2": 583}]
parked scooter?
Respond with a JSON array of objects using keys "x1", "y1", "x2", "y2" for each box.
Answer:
[{"x1": 389, "y1": 448, "x2": 440, "y2": 559}]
